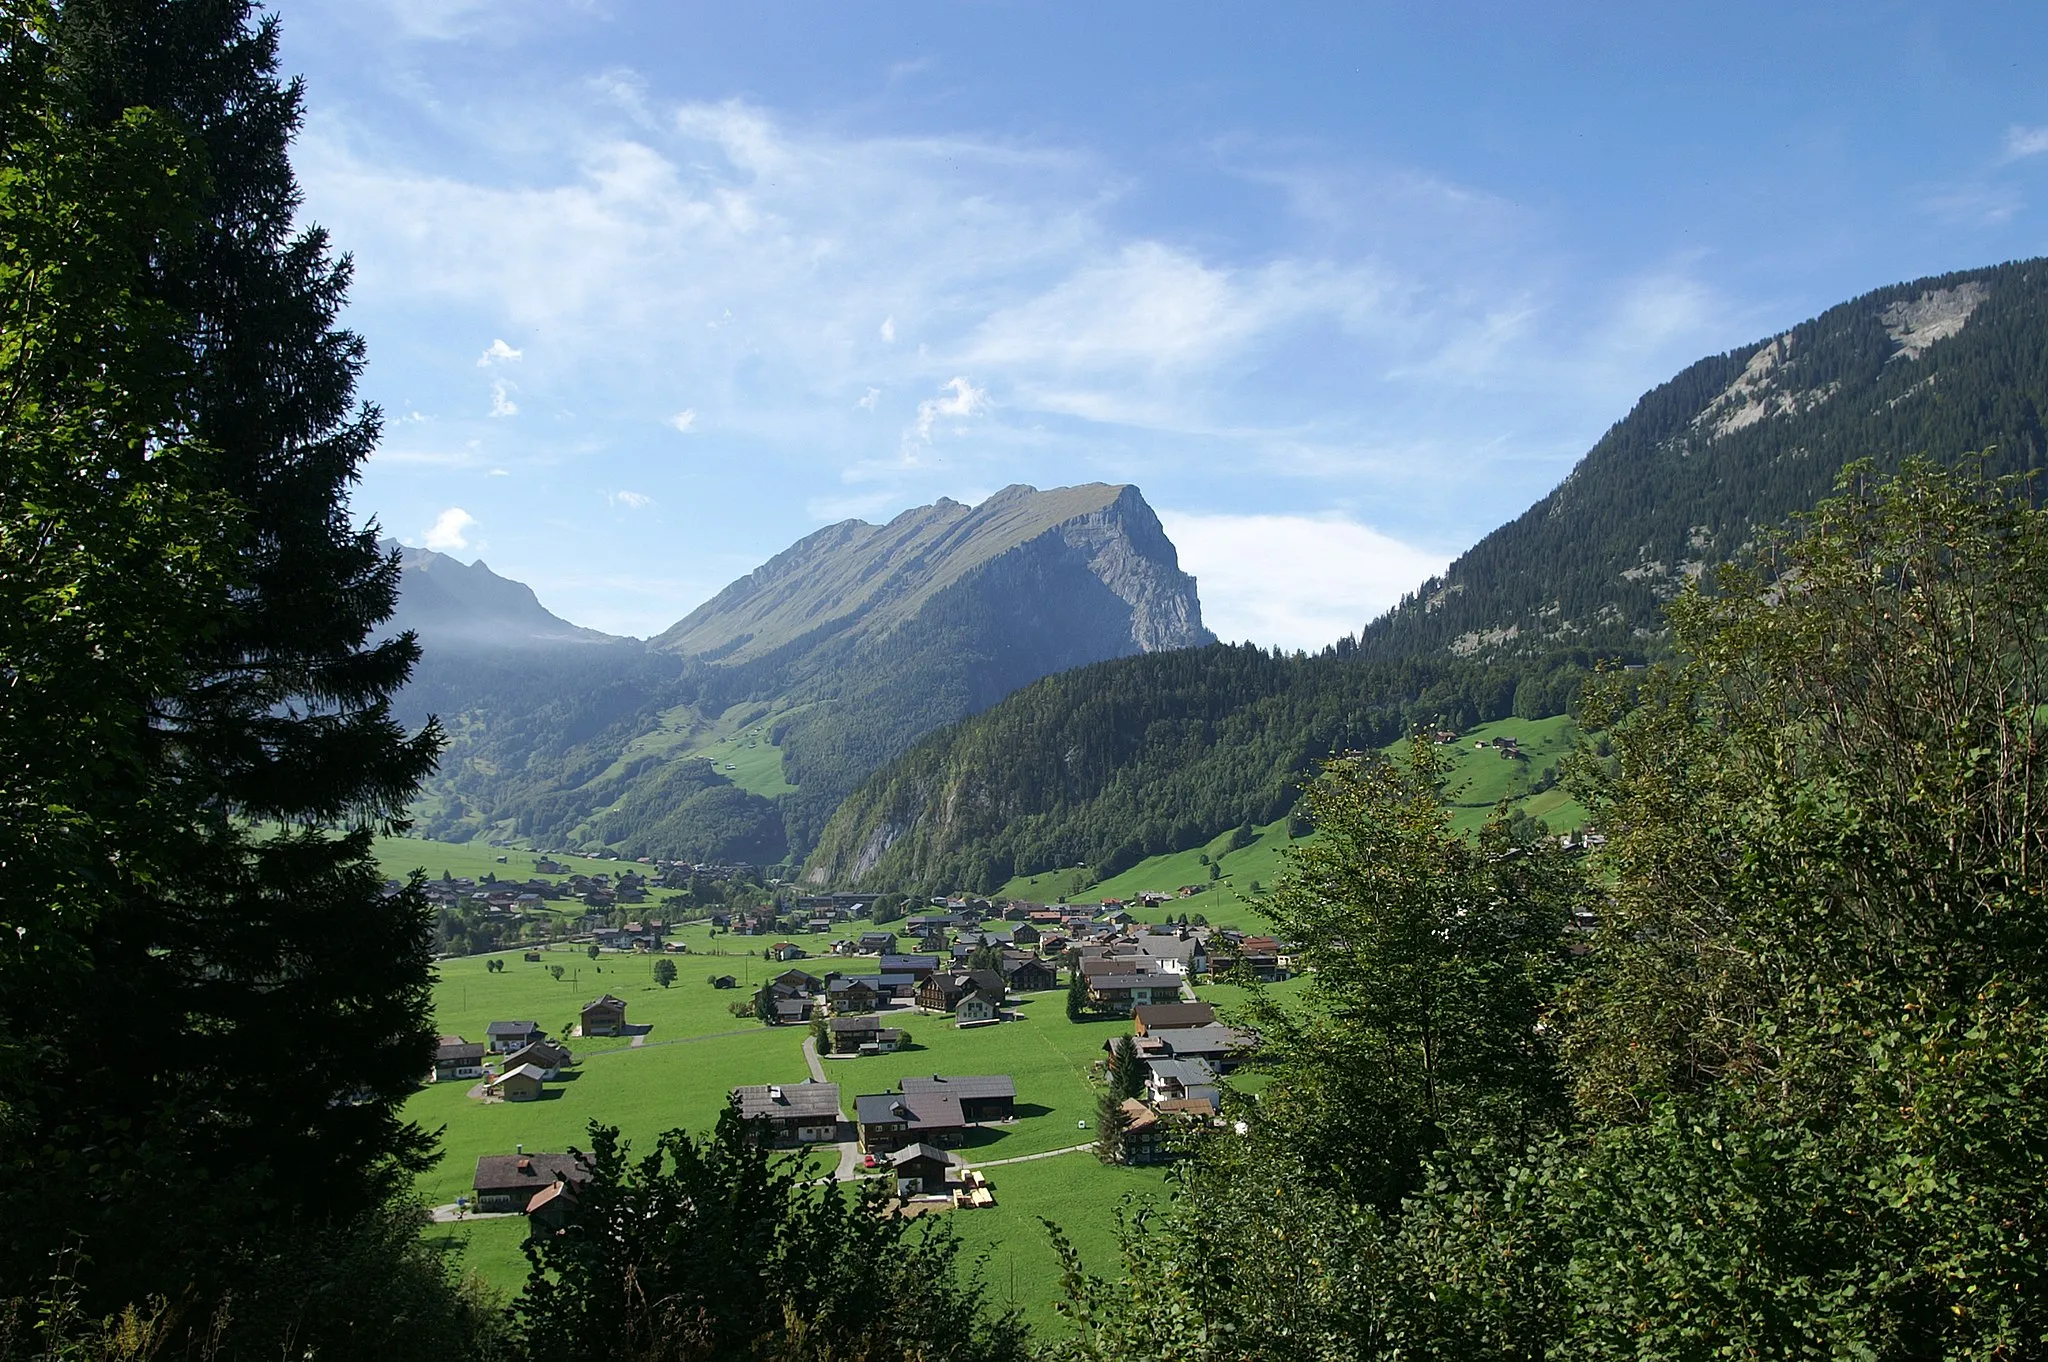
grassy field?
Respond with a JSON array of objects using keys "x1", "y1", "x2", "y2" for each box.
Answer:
[
  {"x1": 1404, "y1": 715, "x2": 1590, "y2": 834},
  {"x1": 372, "y1": 835, "x2": 652, "y2": 885},
  {"x1": 996, "y1": 818, "x2": 1299, "y2": 931},
  {"x1": 413, "y1": 945, "x2": 1288, "y2": 1336}
]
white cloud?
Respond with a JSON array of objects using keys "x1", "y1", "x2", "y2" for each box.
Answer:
[
  {"x1": 476, "y1": 338, "x2": 523, "y2": 366},
  {"x1": 878, "y1": 315, "x2": 896, "y2": 343},
  {"x1": 1160, "y1": 509, "x2": 1448, "y2": 651},
  {"x1": 2003, "y1": 125, "x2": 2048, "y2": 162},
  {"x1": 910, "y1": 376, "x2": 988, "y2": 443},
  {"x1": 857, "y1": 386, "x2": 881, "y2": 411},
  {"x1": 424, "y1": 506, "x2": 478, "y2": 552},
  {"x1": 488, "y1": 467, "x2": 510, "y2": 476},
  {"x1": 489, "y1": 379, "x2": 518, "y2": 417},
  {"x1": 610, "y1": 490, "x2": 654, "y2": 509},
  {"x1": 668, "y1": 408, "x2": 697, "y2": 432}
]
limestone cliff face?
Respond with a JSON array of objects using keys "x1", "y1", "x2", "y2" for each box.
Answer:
[{"x1": 654, "y1": 482, "x2": 1211, "y2": 665}]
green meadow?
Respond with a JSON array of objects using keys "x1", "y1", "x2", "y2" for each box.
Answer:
[{"x1": 415, "y1": 947, "x2": 1289, "y2": 1334}]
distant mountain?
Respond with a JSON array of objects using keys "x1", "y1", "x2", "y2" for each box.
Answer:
[
  {"x1": 655, "y1": 483, "x2": 1208, "y2": 663},
  {"x1": 393, "y1": 484, "x2": 1212, "y2": 863},
  {"x1": 806, "y1": 257, "x2": 2048, "y2": 892},
  {"x1": 380, "y1": 540, "x2": 621, "y2": 648}
]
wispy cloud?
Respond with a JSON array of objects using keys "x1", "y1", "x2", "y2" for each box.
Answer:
[
  {"x1": 489, "y1": 379, "x2": 518, "y2": 417},
  {"x1": 910, "y1": 376, "x2": 987, "y2": 444},
  {"x1": 2002, "y1": 125, "x2": 2048, "y2": 163},
  {"x1": 1161, "y1": 509, "x2": 1448, "y2": 650},
  {"x1": 476, "y1": 338, "x2": 523, "y2": 366},
  {"x1": 668, "y1": 408, "x2": 697, "y2": 432},
  {"x1": 610, "y1": 489, "x2": 654, "y2": 509},
  {"x1": 424, "y1": 506, "x2": 478, "y2": 552}
]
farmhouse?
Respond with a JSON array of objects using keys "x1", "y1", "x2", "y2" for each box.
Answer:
[
  {"x1": 1118, "y1": 1098, "x2": 1168, "y2": 1165},
  {"x1": 855, "y1": 1090, "x2": 966, "y2": 1153},
  {"x1": 901, "y1": 1073, "x2": 1016, "y2": 1122},
  {"x1": 484, "y1": 1020, "x2": 543, "y2": 1054},
  {"x1": 827, "y1": 1015, "x2": 906, "y2": 1054},
  {"x1": 888, "y1": 1143, "x2": 953, "y2": 1196},
  {"x1": 580, "y1": 994, "x2": 628, "y2": 1036},
  {"x1": 1087, "y1": 973, "x2": 1178, "y2": 1013},
  {"x1": 487, "y1": 1063, "x2": 548, "y2": 1102},
  {"x1": 731, "y1": 1081, "x2": 842, "y2": 1144},
  {"x1": 1143, "y1": 1057, "x2": 1219, "y2": 1107},
  {"x1": 917, "y1": 969, "x2": 1006, "y2": 1014},
  {"x1": 1001, "y1": 957, "x2": 1058, "y2": 993},
  {"x1": 433, "y1": 1038, "x2": 486, "y2": 1082},
  {"x1": 502, "y1": 1039, "x2": 572, "y2": 1079},
  {"x1": 954, "y1": 989, "x2": 1001, "y2": 1024},
  {"x1": 824, "y1": 975, "x2": 881, "y2": 1014},
  {"x1": 473, "y1": 1152, "x2": 591, "y2": 1212}
]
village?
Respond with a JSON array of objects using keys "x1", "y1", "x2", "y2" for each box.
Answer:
[{"x1": 413, "y1": 883, "x2": 1288, "y2": 1298}]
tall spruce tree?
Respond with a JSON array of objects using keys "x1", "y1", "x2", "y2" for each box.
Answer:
[{"x1": 1, "y1": 0, "x2": 443, "y2": 1319}]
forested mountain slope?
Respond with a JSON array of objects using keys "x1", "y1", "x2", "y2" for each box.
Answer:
[
  {"x1": 806, "y1": 257, "x2": 2048, "y2": 891},
  {"x1": 1364, "y1": 259, "x2": 2048, "y2": 661},
  {"x1": 392, "y1": 484, "x2": 1210, "y2": 862}
]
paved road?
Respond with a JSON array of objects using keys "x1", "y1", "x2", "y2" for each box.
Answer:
[
  {"x1": 962, "y1": 1142, "x2": 1094, "y2": 1170},
  {"x1": 428, "y1": 1204, "x2": 519, "y2": 1224},
  {"x1": 800, "y1": 1035, "x2": 828, "y2": 1083}
]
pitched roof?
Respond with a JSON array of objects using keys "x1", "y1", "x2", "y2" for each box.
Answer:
[
  {"x1": 485, "y1": 1020, "x2": 541, "y2": 1036},
  {"x1": 732, "y1": 1081, "x2": 841, "y2": 1122},
  {"x1": 473, "y1": 1152, "x2": 591, "y2": 1194},
  {"x1": 582, "y1": 994, "x2": 627, "y2": 1010},
  {"x1": 901, "y1": 1074, "x2": 1016, "y2": 1102},
  {"x1": 1155, "y1": 1025, "x2": 1258, "y2": 1059},
  {"x1": 492, "y1": 1063, "x2": 549, "y2": 1084},
  {"x1": 1090, "y1": 973, "x2": 1173, "y2": 991},
  {"x1": 1133, "y1": 1002, "x2": 1217, "y2": 1030},
  {"x1": 887, "y1": 1142, "x2": 953, "y2": 1167},
  {"x1": 854, "y1": 1090, "x2": 966, "y2": 1130},
  {"x1": 436, "y1": 1040, "x2": 486, "y2": 1062},
  {"x1": 1145, "y1": 1058, "x2": 1218, "y2": 1087}
]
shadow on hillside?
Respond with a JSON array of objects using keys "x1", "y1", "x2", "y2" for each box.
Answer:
[{"x1": 1010, "y1": 1103, "x2": 1054, "y2": 1121}]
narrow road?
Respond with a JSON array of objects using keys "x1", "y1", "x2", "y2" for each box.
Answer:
[
  {"x1": 962, "y1": 1142, "x2": 1094, "y2": 1170},
  {"x1": 800, "y1": 1035, "x2": 827, "y2": 1083}
]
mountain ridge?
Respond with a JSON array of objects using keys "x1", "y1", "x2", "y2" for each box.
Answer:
[
  {"x1": 380, "y1": 539, "x2": 622, "y2": 649},
  {"x1": 805, "y1": 255, "x2": 2048, "y2": 892}
]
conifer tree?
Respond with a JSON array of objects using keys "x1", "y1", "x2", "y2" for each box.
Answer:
[{"x1": 2, "y1": 0, "x2": 443, "y2": 1317}]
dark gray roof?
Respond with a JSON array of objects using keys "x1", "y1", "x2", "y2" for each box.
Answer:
[
  {"x1": 880, "y1": 954, "x2": 940, "y2": 971},
  {"x1": 1090, "y1": 973, "x2": 1173, "y2": 991},
  {"x1": 854, "y1": 1090, "x2": 965, "y2": 1129},
  {"x1": 1145, "y1": 1058, "x2": 1218, "y2": 1088},
  {"x1": 436, "y1": 1040, "x2": 486, "y2": 1062},
  {"x1": 827, "y1": 975, "x2": 882, "y2": 992},
  {"x1": 1156, "y1": 1025, "x2": 1257, "y2": 1058},
  {"x1": 901, "y1": 1074, "x2": 1016, "y2": 1101},
  {"x1": 485, "y1": 1020, "x2": 540, "y2": 1036},
  {"x1": 732, "y1": 1081, "x2": 841, "y2": 1122}
]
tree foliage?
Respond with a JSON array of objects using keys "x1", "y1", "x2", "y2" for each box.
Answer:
[
  {"x1": 517, "y1": 1111, "x2": 1027, "y2": 1362},
  {"x1": 1053, "y1": 461, "x2": 2048, "y2": 1360}
]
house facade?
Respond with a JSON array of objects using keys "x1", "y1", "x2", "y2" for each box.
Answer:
[
  {"x1": 580, "y1": 994, "x2": 628, "y2": 1036},
  {"x1": 731, "y1": 1081, "x2": 842, "y2": 1144}
]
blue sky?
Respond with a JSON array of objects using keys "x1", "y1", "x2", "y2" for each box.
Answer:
[{"x1": 283, "y1": 1, "x2": 2048, "y2": 646}]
